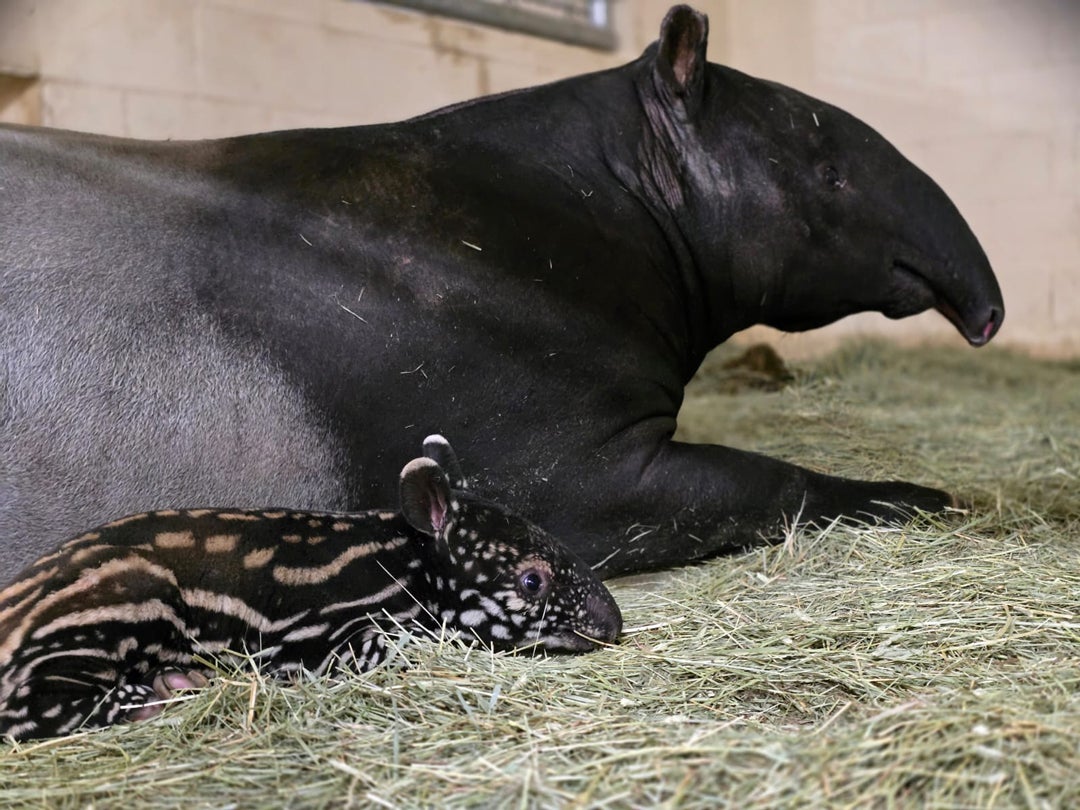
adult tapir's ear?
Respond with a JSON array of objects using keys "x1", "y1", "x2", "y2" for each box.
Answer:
[
  {"x1": 422, "y1": 434, "x2": 467, "y2": 490},
  {"x1": 400, "y1": 457, "x2": 453, "y2": 537},
  {"x1": 655, "y1": 5, "x2": 709, "y2": 116}
]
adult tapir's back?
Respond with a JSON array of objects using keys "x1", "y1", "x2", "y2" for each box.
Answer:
[
  {"x1": 0, "y1": 6, "x2": 1003, "y2": 577},
  {"x1": 0, "y1": 73, "x2": 673, "y2": 565}
]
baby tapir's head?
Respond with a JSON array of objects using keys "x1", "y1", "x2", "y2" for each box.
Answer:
[{"x1": 399, "y1": 436, "x2": 622, "y2": 653}]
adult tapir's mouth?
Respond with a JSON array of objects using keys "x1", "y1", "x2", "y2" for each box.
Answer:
[
  {"x1": 933, "y1": 289, "x2": 1003, "y2": 347},
  {"x1": 891, "y1": 258, "x2": 1004, "y2": 347}
]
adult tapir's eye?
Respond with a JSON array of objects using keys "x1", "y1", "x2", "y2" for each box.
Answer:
[
  {"x1": 824, "y1": 165, "x2": 845, "y2": 189},
  {"x1": 518, "y1": 569, "x2": 548, "y2": 597}
]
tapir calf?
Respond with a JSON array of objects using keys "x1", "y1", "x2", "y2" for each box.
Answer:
[{"x1": 0, "y1": 6, "x2": 1003, "y2": 577}]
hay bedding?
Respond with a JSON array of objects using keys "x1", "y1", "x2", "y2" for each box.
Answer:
[{"x1": 2, "y1": 342, "x2": 1077, "y2": 808}]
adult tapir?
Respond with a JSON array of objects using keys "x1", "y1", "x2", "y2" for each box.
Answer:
[{"x1": 0, "y1": 6, "x2": 1002, "y2": 578}]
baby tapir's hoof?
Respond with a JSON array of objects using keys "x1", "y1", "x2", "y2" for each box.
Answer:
[{"x1": 124, "y1": 669, "x2": 210, "y2": 723}]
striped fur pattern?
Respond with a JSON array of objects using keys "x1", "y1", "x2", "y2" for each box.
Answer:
[{"x1": 0, "y1": 436, "x2": 622, "y2": 740}]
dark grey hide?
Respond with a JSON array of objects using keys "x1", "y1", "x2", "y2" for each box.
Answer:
[{"x1": 0, "y1": 6, "x2": 1003, "y2": 577}]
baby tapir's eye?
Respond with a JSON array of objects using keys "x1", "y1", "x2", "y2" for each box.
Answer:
[{"x1": 517, "y1": 568, "x2": 549, "y2": 598}]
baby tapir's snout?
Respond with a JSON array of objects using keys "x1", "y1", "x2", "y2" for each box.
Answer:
[
  {"x1": 547, "y1": 586, "x2": 622, "y2": 653},
  {"x1": 586, "y1": 591, "x2": 623, "y2": 644}
]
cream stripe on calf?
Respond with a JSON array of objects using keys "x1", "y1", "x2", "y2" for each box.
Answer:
[
  {"x1": 272, "y1": 536, "x2": 408, "y2": 586},
  {"x1": 179, "y1": 589, "x2": 309, "y2": 634},
  {"x1": 205, "y1": 534, "x2": 241, "y2": 553},
  {"x1": 318, "y1": 580, "x2": 406, "y2": 613},
  {"x1": 0, "y1": 557, "x2": 179, "y2": 660},
  {"x1": 282, "y1": 623, "x2": 331, "y2": 643},
  {"x1": 154, "y1": 531, "x2": 196, "y2": 549},
  {"x1": 30, "y1": 600, "x2": 187, "y2": 642}
]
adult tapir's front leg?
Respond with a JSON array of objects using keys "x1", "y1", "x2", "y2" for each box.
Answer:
[{"x1": 585, "y1": 439, "x2": 951, "y2": 577}]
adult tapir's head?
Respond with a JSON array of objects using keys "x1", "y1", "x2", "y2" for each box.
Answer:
[{"x1": 631, "y1": 5, "x2": 1003, "y2": 346}]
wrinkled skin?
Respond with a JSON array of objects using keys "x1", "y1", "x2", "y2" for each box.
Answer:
[{"x1": 0, "y1": 6, "x2": 1002, "y2": 578}]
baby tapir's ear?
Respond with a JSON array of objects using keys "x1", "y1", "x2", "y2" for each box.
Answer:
[
  {"x1": 400, "y1": 457, "x2": 454, "y2": 536},
  {"x1": 422, "y1": 434, "x2": 467, "y2": 490}
]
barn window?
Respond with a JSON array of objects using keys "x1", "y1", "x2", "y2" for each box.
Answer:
[{"x1": 371, "y1": 0, "x2": 616, "y2": 50}]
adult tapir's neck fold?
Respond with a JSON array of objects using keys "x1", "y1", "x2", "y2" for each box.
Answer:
[{"x1": 396, "y1": 62, "x2": 720, "y2": 381}]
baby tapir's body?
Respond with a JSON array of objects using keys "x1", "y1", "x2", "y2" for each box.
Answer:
[{"x1": 0, "y1": 437, "x2": 621, "y2": 740}]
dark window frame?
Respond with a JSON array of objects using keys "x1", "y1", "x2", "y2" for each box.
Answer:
[{"x1": 368, "y1": 0, "x2": 616, "y2": 51}]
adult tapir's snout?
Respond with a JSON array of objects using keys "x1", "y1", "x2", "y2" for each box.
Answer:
[{"x1": 886, "y1": 163, "x2": 1005, "y2": 347}]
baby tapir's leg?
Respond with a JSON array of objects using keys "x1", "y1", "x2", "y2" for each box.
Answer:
[
  {"x1": 6, "y1": 651, "x2": 210, "y2": 738},
  {"x1": 1, "y1": 653, "x2": 151, "y2": 739},
  {"x1": 1, "y1": 606, "x2": 206, "y2": 740},
  {"x1": 124, "y1": 669, "x2": 211, "y2": 722},
  {"x1": 1, "y1": 658, "x2": 212, "y2": 739}
]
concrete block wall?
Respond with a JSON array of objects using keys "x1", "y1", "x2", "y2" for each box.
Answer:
[{"x1": 0, "y1": 0, "x2": 1076, "y2": 356}]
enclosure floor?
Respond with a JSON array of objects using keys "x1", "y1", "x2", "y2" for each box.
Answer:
[{"x1": 2, "y1": 341, "x2": 1077, "y2": 808}]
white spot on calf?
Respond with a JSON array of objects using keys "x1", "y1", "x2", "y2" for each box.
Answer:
[
  {"x1": 283, "y1": 623, "x2": 331, "y2": 643},
  {"x1": 205, "y1": 534, "x2": 240, "y2": 554},
  {"x1": 459, "y1": 609, "x2": 486, "y2": 627},
  {"x1": 244, "y1": 547, "x2": 276, "y2": 568},
  {"x1": 155, "y1": 530, "x2": 196, "y2": 549}
]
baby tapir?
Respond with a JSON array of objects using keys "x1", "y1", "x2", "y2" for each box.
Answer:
[{"x1": 0, "y1": 436, "x2": 622, "y2": 740}]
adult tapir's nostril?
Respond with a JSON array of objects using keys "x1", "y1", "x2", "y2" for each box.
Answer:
[{"x1": 974, "y1": 305, "x2": 1004, "y2": 346}]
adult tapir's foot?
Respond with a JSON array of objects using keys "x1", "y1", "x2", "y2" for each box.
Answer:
[
  {"x1": 805, "y1": 473, "x2": 956, "y2": 528},
  {"x1": 580, "y1": 440, "x2": 965, "y2": 576},
  {"x1": 790, "y1": 462, "x2": 959, "y2": 533},
  {"x1": 124, "y1": 669, "x2": 210, "y2": 723}
]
